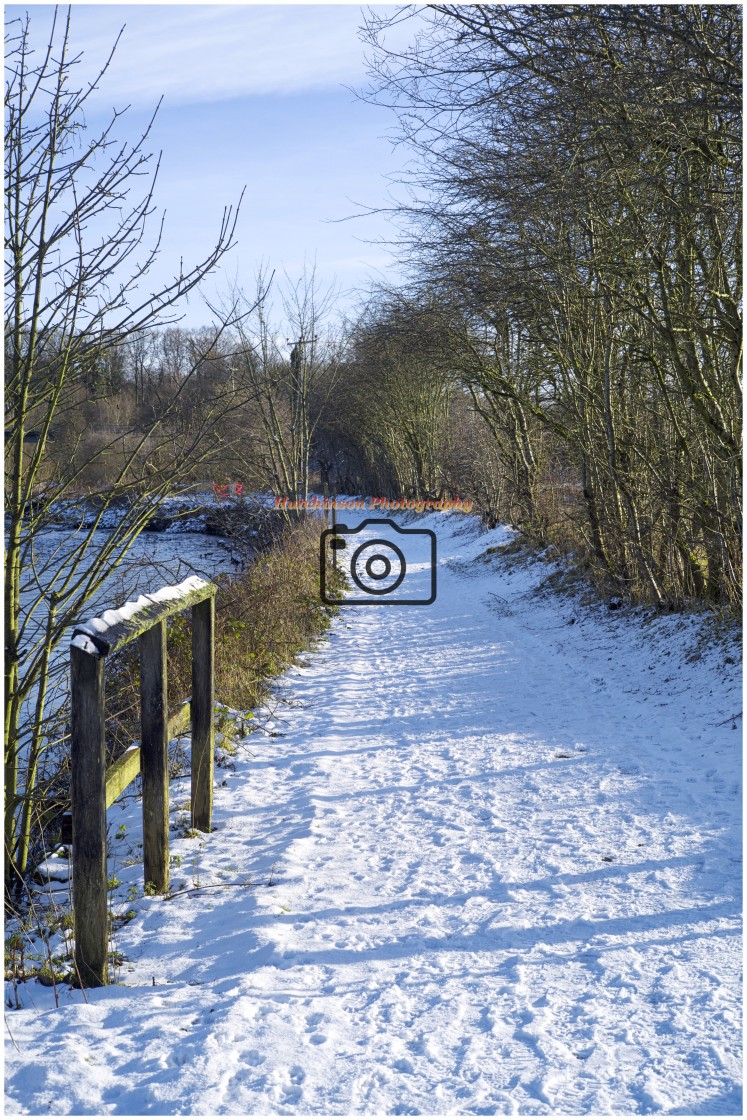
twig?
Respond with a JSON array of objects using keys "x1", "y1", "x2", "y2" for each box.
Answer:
[
  {"x1": 715, "y1": 711, "x2": 742, "y2": 726},
  {"x1": 164, "y1": 877, "x2": 253, "y2": 901},
  {"x1": 4, "y1": 1015, "x2": 21, "y2": 1051}
]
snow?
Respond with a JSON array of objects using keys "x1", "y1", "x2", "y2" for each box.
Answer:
[
  {"x1": 69, "y1": 633, "x2": 99, "y2": 655},
  {"x1": 36, "y1": 488, "x2": 278, "y2": 535},
  {"x1": 73, "y1": 576, "x2": 210, "y2": 645},
  {"x1": 5, "y1": 514, "x2": 742, "y2": 1115}
]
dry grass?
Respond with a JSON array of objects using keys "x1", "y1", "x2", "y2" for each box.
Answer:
[
  {"x1": 173, "y1": 516, "x2": 342, "y2": 712},
  {"x1": 106, "y1": 515, "x2": 344, "y2": 753}
]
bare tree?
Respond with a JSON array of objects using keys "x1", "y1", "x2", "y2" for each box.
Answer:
[
  {"x1": 229, "y1": 264, "x2": 344, "y2": 500},
  {"x1": 360, "y1": 4, "x2": 742, "y2": 606},
  {"x1": 4, "y1": 8, "x2": 248, "y2": 892},
  {"x1": 343, "y1": 293, "x2": 455, "y2": 499}
]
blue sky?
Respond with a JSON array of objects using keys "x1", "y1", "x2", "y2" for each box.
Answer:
[{"x1": 6, "y1": 4, "x2": 418, "y2": 328}]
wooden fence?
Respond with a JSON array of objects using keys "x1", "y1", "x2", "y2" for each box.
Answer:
[{"x1": 69, "y1": 577, "x2": 216, "y2": 987}]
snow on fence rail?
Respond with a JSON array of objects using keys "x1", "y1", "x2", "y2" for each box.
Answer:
[{"x1": 69, "y1": 576, "x2": 217, "y2": 987}]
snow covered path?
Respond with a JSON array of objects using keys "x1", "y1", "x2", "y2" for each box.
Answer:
[{"x1": 5, "y1": 517, "x2": 742, "y2": 1115}]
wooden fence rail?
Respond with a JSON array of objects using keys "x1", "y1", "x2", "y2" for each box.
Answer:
[{"x1": 69, "y1": 576, "x2": 216, "y2": 987}]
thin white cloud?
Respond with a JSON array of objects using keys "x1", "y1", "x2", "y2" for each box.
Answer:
[{"x1": 8, "y1": 5, "x2": 398, "y2": 106}]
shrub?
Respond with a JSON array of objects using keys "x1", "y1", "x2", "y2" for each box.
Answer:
[{"x1": 106, "y1": 513, "x2": 345, "y2": 754}]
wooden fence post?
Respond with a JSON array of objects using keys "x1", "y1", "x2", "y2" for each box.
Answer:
[
  {"x1": 70, "y1": 645, "x2": 108, "y2": 987},
  {"x1": 140, "y1": 620, "x2": 169, "y2": 893},
  {"x1": 69, "y1": 578, "x2": 217, "y2": 985},
  {"x1": 191, "y1": 595, "x2": 214, "y2": 831}
]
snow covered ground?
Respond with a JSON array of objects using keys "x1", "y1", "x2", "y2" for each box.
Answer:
[{"x1": 4, "y1": 514, "x2": 742, "y2": 1115}]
